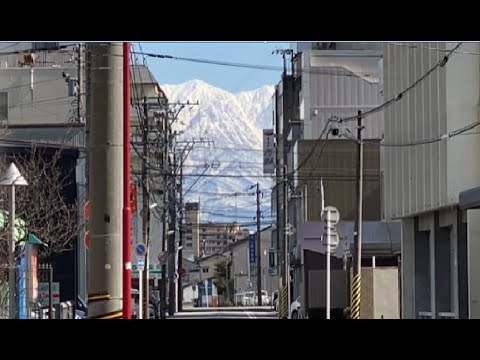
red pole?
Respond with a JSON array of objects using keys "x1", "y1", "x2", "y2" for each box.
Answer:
[{"x1": 123, "y1": 42, "x2": 132, "y2": 319}]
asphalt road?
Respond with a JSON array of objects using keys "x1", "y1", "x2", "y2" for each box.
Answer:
[{"x1": 168, "y1": 307, "x2": 278, "y2": 319}]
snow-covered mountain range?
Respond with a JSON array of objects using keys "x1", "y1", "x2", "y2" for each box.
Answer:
[{"x1": 161, "y1": 80, "x2": 275, "y2": 225}]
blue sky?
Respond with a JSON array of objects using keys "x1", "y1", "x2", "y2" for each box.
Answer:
[{"x1": 136, "y1": 42, "x2": 291, "y2": 93}]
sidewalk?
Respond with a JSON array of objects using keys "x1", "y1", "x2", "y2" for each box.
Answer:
[{"x1": 181, "y1": 306, "x2": 275, "y2": 312}]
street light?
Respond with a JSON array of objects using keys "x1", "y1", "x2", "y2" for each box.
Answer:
[{"x1": 0, "y1": 163, "x2": 28, "y2": 319}]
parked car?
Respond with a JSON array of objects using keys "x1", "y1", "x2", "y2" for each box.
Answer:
[
  {"x1": 242, "y1": 291, "x2": 255, "y2": 306},
  {"x1": 289, "y1": 296, "x2": 301, "y2": 319},
  {"x1": 253, "y1": 290, "x2": 270, "y2": 305}
]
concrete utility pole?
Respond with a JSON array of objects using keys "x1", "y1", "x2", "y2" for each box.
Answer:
[
  {"x1": 351, "y1": 109, "x2": 364, "y2": 320},
  {"x1": 168, "y1": 151, "x2": 177, "y2": 315},
  {"x1": 141, "y1": 97, "x2": 151, "y2": 318},
  {"x1": 77, "y1": 43, "x2": 84, "y2": 123},
  {"x1": 160, "y1": 112, "x2": 169, "y2": 319},
  {"x1": 177, "y1": 157, "x2": 184, "y2": 312},
  {"x1": 87, "y1": 43, "x2": 123, "y2": 319},
  {"x1": 283, "y1": 168, "x2": 290, "y2": 318},
  {"x1": 256, "y1": 183, "x2": 262, "y2": 306}
]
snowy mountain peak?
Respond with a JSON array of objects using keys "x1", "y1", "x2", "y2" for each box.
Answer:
[{"x1": 162, "y1": 80, "x2": 275, "y2": 223}]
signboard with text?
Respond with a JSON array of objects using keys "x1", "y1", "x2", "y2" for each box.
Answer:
[
  {"x1": 263, "y1": 129, "x2": 275, "y2": 174},
  {"x1": 249, "y1": 234, "x2": 256, "y2": 263}
]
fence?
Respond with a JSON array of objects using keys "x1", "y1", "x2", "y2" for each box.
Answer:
[{"x1": 0, "y1": 263, "x2": 58, "y2": 319}]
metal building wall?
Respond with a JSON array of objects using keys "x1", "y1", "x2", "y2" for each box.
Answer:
[
  {"x1": 301, "y1": 49, "x2": 383, "y2": 142},
  {"x1": 383, "y1": 43, "x2": 480, "y2": 219}
]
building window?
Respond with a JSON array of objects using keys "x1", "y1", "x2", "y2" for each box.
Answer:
[
  {"x1": 217, "y1": 241, "x2": 221, "y2": 246},
  {"x1": 186, "y1": 243, "x2": 193, "y2": 248},
  {"x1": 223, "y1": 240, "x2": 227, "y2": 245},
  {"x1": 202, "y1": 268, "x2": 209, "y2": 273}
]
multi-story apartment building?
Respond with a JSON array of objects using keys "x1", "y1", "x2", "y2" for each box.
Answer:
[
  {"x1": 184, "y1": 201, "x2": 250, "y2": 257},
  {"x1": 199, "y1": 222, "x2": 249, "y2": 257},
  {"x1": 184, "y1": 202, "x2": 201, "y2": 260},
  {"x1": 383, "y1": 42, "x2": 480, "y2": 319}
]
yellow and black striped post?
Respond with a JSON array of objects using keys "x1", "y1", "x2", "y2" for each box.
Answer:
[
  {"x1": 87, "y1": 293, "x2": 123, "y2": 319},
  {"x1": 280, "y1": 285, "x2": 289, "y2": 319},
  {"x1": 350, "y1": 274, "x2": 361, "y2": 319}
]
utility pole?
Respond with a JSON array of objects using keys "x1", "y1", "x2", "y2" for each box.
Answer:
[
  {"x1": 160, "y1": 110, "x2": 169, "y2": 319},
  {"x1": 88, "y1": 43, "x2": 123, "y2": 319},
  {"x1": 141, "y1": 96, "x2": 151, "y2": 318},
  {"x1": 351, "y1": 110, "x2": 364, "y2": 320},
  {"x1": 177, "y1": 157, "x2": 184, "y2": 312},
  {"x1": 283, "y1": 168, "x2": 289, "y2": 319},
  {"x1": 122, "y1": 42, "x2": 132, "y2": 319},
  {"x1": 77, "y1": 43, "x2": 84, "y2": 123},
  {"x1": 256, "y1": 182, "x2": 262, "y2": 306},
  {"x1": 168, "y1": 151, "x2": 177, "y2": 315}
]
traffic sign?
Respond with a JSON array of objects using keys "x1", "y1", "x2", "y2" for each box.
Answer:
[
  {"x1": 136, "y1": 243, "x2": 146, "y2": 258},
  {"x1": 322, "y1": 206, "x2": 340, "y2": 224},
  {"x1": 84, "y1": 231, "x2": 90, "y2": 249},
  {"x1": 84, "y1": 200, "x2": 90, "y2": 221},
  {"x1": 137, "y1": 258, "x2": 145, "y2": 271}
]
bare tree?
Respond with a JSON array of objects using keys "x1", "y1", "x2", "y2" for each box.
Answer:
[{"x1": 0, "y1": 145, "x2": 82, "y2": 273}]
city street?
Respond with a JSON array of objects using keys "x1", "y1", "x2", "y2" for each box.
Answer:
[{"x1": 168, "y1": 307, "x2": 278, "y2": 319}]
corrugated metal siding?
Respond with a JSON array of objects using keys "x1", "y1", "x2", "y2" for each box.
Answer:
[
  {"x1": 384, "y1": 43, "x2": 480, "y2": 219},
  {"x1": 306, "y1": 54, "x2": 383, "y2": 141}
]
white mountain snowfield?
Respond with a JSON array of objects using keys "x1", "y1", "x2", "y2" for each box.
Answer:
[{"x1": 162, "y1": 80, "x2": 275, "y2": 224}]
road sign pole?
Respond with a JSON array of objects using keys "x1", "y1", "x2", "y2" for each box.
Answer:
[
  {"x1": 138, "y1": 268, "x2": 143, "y2": 320},
  {"x1": 322, "y1": 206, "x2": 339, "y2": 320},
  {"x1": 326, "y1": 210, "x2": 331, "y2": 320}
]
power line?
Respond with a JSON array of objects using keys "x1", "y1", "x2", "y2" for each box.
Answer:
[
  {"x1": 341, "y1": 120, "x2": 480, "y2": 147},
  {"x1": 0, "y1": 77, "x2": 65, "y2": 92},
  {"x1": 133, "y1": 51, "x2": 380, "y2": 79},
  {"x1": 387, "y1": 42, "x2": 480, "y2": 56},
  {"x1": 338, "y1": 42, "x2": 463, "y2": 123}
]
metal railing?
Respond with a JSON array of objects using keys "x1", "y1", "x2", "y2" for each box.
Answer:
[{"x1": 418, "y1": 311, "x2": 432, "y2": 319}]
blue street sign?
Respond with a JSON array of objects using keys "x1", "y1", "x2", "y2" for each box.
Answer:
[
  {"x1": 136, "y1": 243, "x2": 146, "y2": 258},
  {"x1": 249, "y1": 234, "x2": 256, "y2": 263},
  {"x1": 137, "y1": 257, "x2": 145, "y2": 271}
]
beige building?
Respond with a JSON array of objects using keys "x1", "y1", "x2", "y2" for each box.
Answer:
[
  {"x1": 184, "y1": 202, "x2": 201, "y2": 260},
  {"x1": 184, "y1": 202, "x2": 250, "y2": 258},
  {"x1": 198, "y1": 222, "x2": 249, "y2": 257}
]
